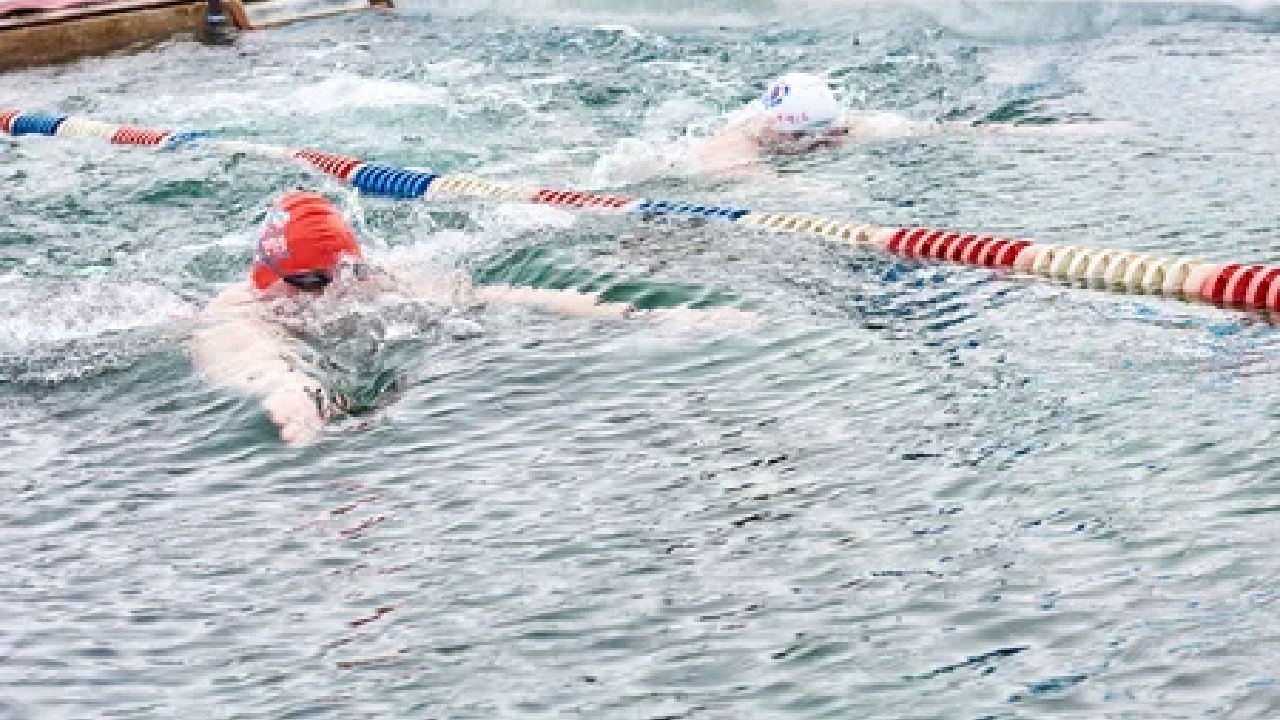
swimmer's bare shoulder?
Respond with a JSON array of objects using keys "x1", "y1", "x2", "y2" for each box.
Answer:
[
  {"x1": 190, "y1": 283, "x2": 327, "y2": 446},
  {"x1": 693, "y1": 110, "x2": 773, "y2": 177}
]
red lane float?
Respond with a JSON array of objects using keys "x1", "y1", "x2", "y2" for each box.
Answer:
[
  {"x1": 1248, "y1": 268, "x2": 1280, "y2": 309},
  {"x1": 294, "y1": 149, "x2": 363, "y2": 181},
  {"x1": 0, "y1": 109, "x2": 19, "y2": 134},
  {"x1": 110, "y1": 126, "x2": 171, "y2": 146},
  {"x1": 885, "y1": 228, "x2": 1031, "y2": 269},
  {"x1": 532, "y1": 189, "x2": 633, "y2": 210},
  {"x1": 1200, "y1": 264, "x2": 1280, "y2": 308}
]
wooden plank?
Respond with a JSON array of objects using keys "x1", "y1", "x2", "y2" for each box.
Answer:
[
  {"x1": 0, "y1": 0, "x2": 186, "y2": 29},
  {"x1": 1, "y1": 0, "x2": 115, "y2": 16},
  {"x1": 0, "y1": 0, "x2": 392, "y2": 70},
  {"x1": 0, "y1": 0, "x2": 203, "y2": 69},
  {"x1": 235, "y1": 0, "x2": 374, "y2": 29},
  {"x1": 222, "y1": 0, "x2": 247, "y2": 29}
]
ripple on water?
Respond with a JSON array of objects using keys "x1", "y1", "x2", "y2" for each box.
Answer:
[{"x1": 6, "y1": 6, "x2": 1280, "y2": 720}]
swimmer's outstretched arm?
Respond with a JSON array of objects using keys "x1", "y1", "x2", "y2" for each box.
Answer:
[
  {"x1": 189, "y1": 285, "x2": 327, "y2": 446},
  {"x1": 386, "y1": 267, "x2": 762, "y2": 326},
  {"x1": 691, "y1": 111, "x2": 1130, "y2": 180},
  {"x1": 472, "y1": 284, "x2": 640, "y2": 318},
  {"x1": 473, "y1": 284, "x2": 761, "y2": 327}
]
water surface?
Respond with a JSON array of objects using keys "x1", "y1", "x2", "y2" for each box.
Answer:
[{"x1": 3, "y1": 2, "x2": 1280, "y2": 718}]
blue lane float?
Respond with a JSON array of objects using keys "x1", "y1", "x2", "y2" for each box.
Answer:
[
  {"x1": 9, "y1": 113, "x2": 67, "y2": 136},
  {"x1": 350, "y1": 165, "x2": 437, "y2": 200}
]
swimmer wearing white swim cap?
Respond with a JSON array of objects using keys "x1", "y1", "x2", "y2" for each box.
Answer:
[
  {"x1": 754, "y1": 73, "x2": 850, "y2": 154},
  {"x1": 693, "y1": 72, "x2": 1128, "y2": 178},
  {"x1": 694, "y1": 73, "x2": 855, "y2": 174}
]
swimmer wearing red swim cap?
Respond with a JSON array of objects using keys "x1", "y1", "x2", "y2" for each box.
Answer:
[
  {"x1": 189, "y1": 191, "x2": 761, "y2": 446},
  {"x1": 249, "y1": 191, "x2": 364, "y2": 293}
]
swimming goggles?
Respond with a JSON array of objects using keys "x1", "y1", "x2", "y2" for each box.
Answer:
[{"x1": 277, "y1": 268, "x2": 335, "y2": 292}]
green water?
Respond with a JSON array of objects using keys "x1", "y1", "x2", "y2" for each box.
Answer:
[{"x1": 4, "y1": 2, "x2": 1280, "y2": 718}]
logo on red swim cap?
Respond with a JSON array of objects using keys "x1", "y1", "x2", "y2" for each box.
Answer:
[
  {"x1": 259, "y1": 208, "x2": 292, "y2": 259},
  {"x1": 250, "y1": 192, "x2": 362, "y2": 291}
]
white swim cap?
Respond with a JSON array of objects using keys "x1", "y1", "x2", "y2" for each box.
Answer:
[{"x1": 759, "y1": 73, "x2": 842, "y2": 134}]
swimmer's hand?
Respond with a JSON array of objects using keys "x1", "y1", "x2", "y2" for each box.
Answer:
[{"x1": 263, "y1": 388, "x2": 324, "y2": 447}]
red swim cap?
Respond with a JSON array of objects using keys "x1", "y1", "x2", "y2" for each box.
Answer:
[{"x1": 249, "y1": 191, "x2": 363, "y2": 291}]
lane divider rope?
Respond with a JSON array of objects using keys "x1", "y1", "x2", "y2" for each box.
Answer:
[{"x1": 3, "y1": 108, "x2": 1272, "y2": 312}]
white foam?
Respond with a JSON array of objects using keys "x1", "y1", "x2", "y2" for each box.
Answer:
[
  {"x1": 586, "y1": 97, "x2": 724, "y2": 188},
  {"x1": 112, "y1": 72, "x2": 450, "y2": 126},
  {"x1": 421, "y1": 58, "x2": 488, "y2": 79},
  {"x1": 376, "y1": 229, "x2": 478, "y2": 270},
  {"x1": 590, "y1": 137, "x2": 692, "y2": 188},
  {"x1": 591, "y1": 23, "x2": 670, "y2": 45},
  {"x1": 0, "y1": 281, "x2": 195, "y2": 352},
  {"x1": 641, "y1": 98, "x2": 717, "y2": 136},
  {"x1": 483, "y1": 202, "x2": 578, "y2": 234},
  {"x1": 297, "y1": 75, "x2": 448, "y2": 111},
  {"x1": 397, "y1": 0, "x2": 766, "y2": 26}
]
